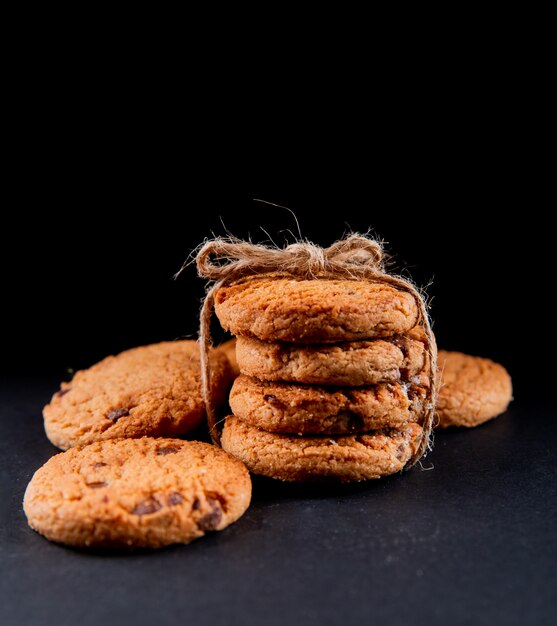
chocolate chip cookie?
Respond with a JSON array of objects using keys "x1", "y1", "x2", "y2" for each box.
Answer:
[
  {"x1": 230, "y1": 375, "x2": 425, "y2": 434},
  {"x1": 235, "y1": 328, "x2": 426, "y2": 386},
  {"x1": 436, "y1": 351, "x2": 512, "y2": 428},
  {"x1": 215, "y1": 276, "x2": 418, "y2": 343},
  {"x1": 221, "y1": 416, "x2": 423, "y2": 482},
  {"x1": 44, "y1": 341, "x2": 232, "y2": 450},
  {"x1": 23, "y1": 437, "x2": 251, "y2": 548}
]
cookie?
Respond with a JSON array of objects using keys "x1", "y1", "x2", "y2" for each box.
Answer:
[
  {"x1": 44, "y1": 341, "x2": 232, "y2": 450},
  {"x1": 221, "y1": 416, "x2": 423, "y2": 482},
  {"x1": 230, "y1": 375, "x2": 426, "y2": 434},
  {"x1": 436, "y1": 351, "x2": 512, "y2": 428},
  {"x1": 23, "y1": 437, "x2": 251, "y2": 549},
  {"x1": 217, "y1": 338, "x2": 239, "y2": 378},
  {"x1": 215, "y1": 276, "x2": 418, "y2": 343},
  {"x1": 235, "y1": 329, "x2": 426, "y2": 386}
]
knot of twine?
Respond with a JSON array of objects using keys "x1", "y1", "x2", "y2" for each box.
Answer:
[
  {"x1": 196, "y1": 234, "x2": 386, "y2": 281},
  {"x1": 194, "y1": 234, "x2": 438, "y2": 468}
]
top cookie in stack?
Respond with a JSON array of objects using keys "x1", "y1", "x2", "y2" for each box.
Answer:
[
  {"x1": 215, "y1": 276, "x2": 433, "y2": 482},
  {"x1": 214, "y1": 277, "x2": 418, "y2": 343}
]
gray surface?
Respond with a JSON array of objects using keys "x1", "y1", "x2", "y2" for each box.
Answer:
[{"x1": 1, "y1": 375, "x2": 555, "y2": 626}]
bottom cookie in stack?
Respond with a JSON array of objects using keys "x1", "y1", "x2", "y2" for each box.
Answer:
[{"x1": 221, "y1": 416, "x2": 422, "y2": 483}]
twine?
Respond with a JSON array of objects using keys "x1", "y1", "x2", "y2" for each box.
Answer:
[{"x1": 194, "y1": 234, "x2": 438, "y2": 467}]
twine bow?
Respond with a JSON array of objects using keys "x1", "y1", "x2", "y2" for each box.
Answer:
[
  {"x1": 193, "y1": 234, "x2": 438, "y2": 467},
  {"x1": 196, "y1": 235, "x2": 386, "y2": 281}
]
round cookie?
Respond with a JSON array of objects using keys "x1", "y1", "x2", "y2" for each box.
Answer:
[
  {"x1": 235, "y1": 329, "x2": 426, "y2": 386},
  {"x1": 221, "y1": 416, "x2": 423, "y2": 482},
  {"x1": 44, "y1": 341, "x2": 232, "y2": 450},
  {"x1": 214, "y1": 276, "x2": 418, "y2": 343},
  {"x1": 436, "y1": 351, "x2": 512, "y2": 428},
  {"x1": 217, "y1": 338, "x2": 239, "y2": 378},
  {"x1": 230, "y1": 375, "x2": 426, "y2": 434},
  {"x1": 23, "y1": 438, "x2": 251, "y2": 549}
]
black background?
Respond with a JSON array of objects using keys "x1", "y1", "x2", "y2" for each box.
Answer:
[{"x1": 1, "y1": 90, "x2": 555, "y2": 626}]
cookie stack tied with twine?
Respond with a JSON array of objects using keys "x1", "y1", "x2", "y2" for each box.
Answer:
[{"x1": 196, "y1": 234, "x2": 438, "y2": 482}]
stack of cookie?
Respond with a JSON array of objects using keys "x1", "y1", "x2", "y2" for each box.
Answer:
[{"x1": 214, "y1": 276, "x2": 434, "y2": 482}]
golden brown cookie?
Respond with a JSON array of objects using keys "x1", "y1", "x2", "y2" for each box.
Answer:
[
  {"x1": 235, "y1": 330, "x2": 426, "y2": 386},
  {"x1": 221, "y1": 416, "x2": 422, "y2": 482},
  {"x1": 436, "y1": 351, "x2": 512, "y2": 428},
  {"x1": 23, "y1": 437, "x2": 251, "y2": 549},
  {"x1": 215, "y1": 276, "x2": 418, "y2": 343},
  {"x1": 230, "y1": 375, "x2": 426, "y2": 434},
  {"x1": 217, "y1": 338, "x2": 239, "y2": 378},
  {"x1": 44, "y1": 341, "x2": 232, "y2": 450}
]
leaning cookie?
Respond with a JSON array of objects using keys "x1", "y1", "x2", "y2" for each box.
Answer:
[
  {"x1": 230, "y1": 375, "x2": 426, "y2": 434},
  {"x1": 215, "y1": 276, "x2": 418, "y2": 343},
  {"x1": 44, "y1": 341, "x2": 232, "y2": 450},
  {"x1": 23, "y1": 438, "x2": 251, "y2": 549},
  {"x1": 436, "y1": 351, "x2": 512, "y2": 428},
  {"x1": 235, "y1": 329, "x2": 426, "y2": 386},
  {"x1": 221, "y1": 416, "x2": 422, "y2": 482}
]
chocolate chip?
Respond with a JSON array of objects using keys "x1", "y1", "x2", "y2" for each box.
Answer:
[
  {"x1": 396, "y1": 443, "x2": 406, "y2": 459},
  {"x1": 92, "y1": 462, "x2": 107, "y2": 468},
  {"x1": 156, "y1": 445, "x2": 180, "y2": 456},
  {"x1": 106, "y1": 408, "x2": 129, "y2": 422},
  {"x1": 102, "y1": 495, "x2": 109, "y2": 503},
  {"x1": 346, "y1": 413, "x2": 365, "y2": 432},
  {"x1": 55, "y1": 387, "x2": 71, "y2": 398},
  {"x1": 197, "y1": 497, "x2": 222, "y2": 531},
  {"x1": 86, "y1": 481, "x2": 107, "y2": 489},
  {"x1": 192, "y1": 497, "x2": 201, "y2": 510},
  {"x1": 207, "y1": 491, "x2": 228, "y2": 511},
  {"x1": 131, "y1": 497, "x2": 162, "y2": 516},
  {"x1": 167, "y1": 492, "x2": 183, "y2": 507},
  {"x1": 263, "y1": 394, "x2": 284, "y2": 408}
]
